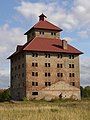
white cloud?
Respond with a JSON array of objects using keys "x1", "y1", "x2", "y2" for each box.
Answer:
[
  {"x1": 80, "y1": 57, "x2": 90, "y2": 86},
  {"x1": 15, "y1": 0, "x2": 90, "y2": 32},
  {"x1": 0, "y1": 24, "x2": 26, "y2": 88},
  {"x1": 78, "y1": 30, "x2": 89, "y2": 38},
  {"x1": 0, "y1": 24, "x2": 26, "y2": 55},
  {"x1": 15, "y1": 1, "x2": 77, "y2": 30}
]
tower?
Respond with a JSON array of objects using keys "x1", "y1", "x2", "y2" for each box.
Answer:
[{"x1": 8, "y1": 14, "x2": 83, "y2": 100}]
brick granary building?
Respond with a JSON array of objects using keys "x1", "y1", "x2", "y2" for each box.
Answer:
[{"x1": 8, "y1": 14, "x2": 83, "y2": 100}]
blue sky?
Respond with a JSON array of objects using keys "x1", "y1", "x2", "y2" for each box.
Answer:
[{"x1": 0, "y1": 0, "x2": 90, "y2": 88}]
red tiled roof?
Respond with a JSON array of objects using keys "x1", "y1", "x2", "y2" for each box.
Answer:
[
  {"x1": 8, "y1": 37, "x2": 83, "y2": 59},
  {"x1": 24, "y1": 20, "x2": 62, "y2": 35},
  {"x1": 23, "y1": 37, "x2": 83, "y2": 54}
]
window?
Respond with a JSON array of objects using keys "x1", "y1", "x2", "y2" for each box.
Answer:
[
  {"x1": 57, "y1": 54, "x2": 62, "y2": 58},
  {"x1": 69, "y1": 73, "x2": 72, "y2": 77},
  {"x1": 32, "y1": 63, "x2": 38, "y2": 67},
  {"x1": 22, "y1": 73, "x2": 24, "y2": 77},
  {"x1": 51, "y1": 32, "x2": 56, "y2": 36},
  {"x1": 69, "y1": 64, "x2": 74, "y2": 68},
  {"x1": 45, "y1": 54, "x2": 50, "y2": 58},
  {"x1": 32, "y1": 92, "x2": 38, "y2": 95},
  {"x1": 69, "y1": 73, "x2": 75, "y2": 77},
  {"x1": 57, "y1": 73, "x2": 63, "y2": 77},
  {"x1": 36, "y1": 72, "x2": 38, "y2": 76},
  {"x1": 32, "y1": 53, "x2": 38, "y2": 57},
  {"x1": 32, "y1": 82, "x2": 38, "y2": 86},
  {"x1": 45, "y1": 82, "x2": 51, "y2": 86},
  {"x1": 32, "y1": 63, "x2": 34, "y2": 67},
  {"x1": 70, "y1": 82, "x2": 75, "y2": 86},
  {"x1": 54, "y1": 33, "x2": 56, "y2": 36},
  {"x1": 45, "y1": 73, "x2": 51, "y2": 77},
  {"x1": 57, "y1": 64, "x2": 63, "y2": 68},
  {"x1": 22, "y1": 63, "x2": 24, "y2": 68},
  {"x1": 32, "y1": 72, "x2": 38, "y2": 76},
  {"x1": 45, "y1": 63, "x2": 50, "y2": 67},
  {"x1": 72, "y1": 82, "x2": 75, "y2": 86},
  {"x1": 69, "y1": 64, "x2": 72, "y2": 68},
  {"x1": 51, "y1": 32, "x2": 53, "y2": 35},
  {"x1": 72, "y1": 73, "x2": 75, "y2": 77},
  {"x1": 32, "y1": 72, "x2": 34, "y2": 76},
  {"x1": 72, "y1": 64, "x2": 74, "y2": 68},
  {"x1": 40, "y1": 31, "x2": 44, "y2": 35},
  {"x1": 69, "y1": 55, "x2": 74, "y2": 59}
]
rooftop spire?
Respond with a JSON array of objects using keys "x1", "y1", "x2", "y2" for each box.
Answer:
[{"x1": 39, "y1": 13, "x2": 47, "y2": 21}]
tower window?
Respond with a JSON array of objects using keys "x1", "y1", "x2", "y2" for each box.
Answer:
[
  {"x1": 69, "y1": 73, "x2": 72, "y2": 77},
  {"x1": 22, "y1": 73, "x2": 24, "y2": 77},
  {"x1": 45, "y1": 73, "x2": 51, "y2": 77},
  {"x1": 32, "y1": 72, "x2": 38, "y2": 76},
  {"x1": 69, "y1": 73, "x2": 75, "y2": 77},
  {"x1": 22, "y1": 63, "x2": 24, "y2": 68},
  {"x1": 57, "y1": 64, "x2": 63, "y2": 68},
  {"x1": 32, "y1": 63, "x2": 38, "y2": 67},
  {"x1": 32, "y1": 82, "x2": 38, "y2": 86},
  {"x1": 70, "y1": 82, "x2": 75, "y2": 86},
  {"x1": 51, "y1": 32, "x2": 56, "y2": 36},
  {"x1": 57, "y1": 73, "x2": 63, "y2": 77},
  {"x1": 57, "y1": 54, "x2": 62, "y2": 58},
  {"x1": 45, "y1": 54, "x2": 50, "y2": 58},
  {"x1": 32, "y1": 53, "x2": 38, "y2": 57},
  {"x1": 69, "y1": 55, "x2": 74, "y2": 59},
  {"x1": 69, "y1": 64, "x2": 74, "y2": 68},
  {"x1": 51, "y1": 32, "x2": 53, "y2": 35},
  {"x1": 40, "y1": 31, "x2": 44, "y2": 35},
  {"x1": 45, "y1": 82, "x2": 51, "y2": 86},
  {"x1": 32, "y1": 92, "x2": 38, "y2": 95},
  {"x1": 45, "y1": 63, "x2": 50, "y2": 67},
  {"x1": 54, "y1": 33, "x2": 56, "y2": 36}
]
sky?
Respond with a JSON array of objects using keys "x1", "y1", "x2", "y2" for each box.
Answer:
[{"x1": 0, "y1": 0, "x2": 90, "y2": 88}]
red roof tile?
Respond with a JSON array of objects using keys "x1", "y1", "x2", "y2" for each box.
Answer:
[
  {"x1": 8, "y1": 37, "x2": 83, "y2": 59},
  {"x1": 24, "y1": 20, "x2": 62, "y2": 35},
  {"x1": 23, "y1": 37, "x2": 83, "y2": 54}
]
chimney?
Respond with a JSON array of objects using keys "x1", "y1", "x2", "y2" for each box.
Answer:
[
  {"x1": 39, "y1": 13, "x2": 47, "y2": 21},
  {"x1": 62, "y1": 40, "x2": 67, "y2": 50}
]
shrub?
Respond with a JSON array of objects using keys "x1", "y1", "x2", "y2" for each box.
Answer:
[{"x1": 0, "y1": 89, "x2": 11, "y2": 102}]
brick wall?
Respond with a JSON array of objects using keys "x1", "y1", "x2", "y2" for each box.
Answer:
[
  {"x1": 25, "y1": 52, "x2": 80, "y2": 99},
  {"x1": 10, "y1": 53, "x2": 26, "y2": 100}
]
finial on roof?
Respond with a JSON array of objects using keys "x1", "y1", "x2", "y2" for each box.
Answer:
[{"x1": 39, "y1": 13, "x2": 47, "y2": 21}]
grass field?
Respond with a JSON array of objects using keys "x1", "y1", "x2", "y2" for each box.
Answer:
[{"x1": 0, "y1": 99, "x2": 90, "y2": 120}]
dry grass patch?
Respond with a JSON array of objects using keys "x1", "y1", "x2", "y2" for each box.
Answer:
[{"x1": 0, "y1": 99, "x2": 90, "y2": 120}]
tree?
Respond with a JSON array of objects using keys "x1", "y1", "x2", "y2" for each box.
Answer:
[
  {"x1": 80, "y1": 86, "x2": 90, "y2": 98},
  {"x1": 0, "y1": 89, "x2": 11, "y2": 102}
]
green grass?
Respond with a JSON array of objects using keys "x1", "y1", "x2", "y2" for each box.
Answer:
[{"x1": 0, "y1": 99, "x2": 90, "y2": 120}]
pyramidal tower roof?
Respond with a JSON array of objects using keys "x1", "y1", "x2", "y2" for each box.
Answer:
[{"x1": 24, "y1": 13, "x2": 62, "y2": 35}]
